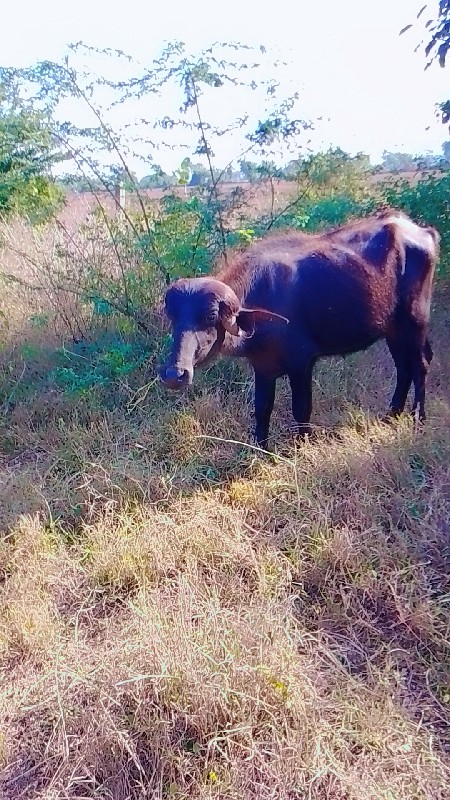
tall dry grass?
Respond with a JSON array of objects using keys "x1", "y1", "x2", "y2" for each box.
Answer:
[{"x1": 0, "y1": 213, "x2": 449, "y2": 799}]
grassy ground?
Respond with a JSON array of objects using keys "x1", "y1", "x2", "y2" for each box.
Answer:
[{"x1": 1, "y1": 245, "x2": 450, "y2": 798}]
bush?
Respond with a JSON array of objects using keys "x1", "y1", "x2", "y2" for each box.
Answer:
[
  {"x1": 265, "y1": 194, "x2": 377, "y2": 234},
  {"x1": 0, "y1": 103, "x2": 64, "y2": 223}
]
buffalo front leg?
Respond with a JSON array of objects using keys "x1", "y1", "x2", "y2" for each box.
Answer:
[
  {"x1": 253, "y1": 371, "x2": 276, "y2": 449},
  {"x1": 289, "y1": 361, "x2": 314, "y2": 439}
]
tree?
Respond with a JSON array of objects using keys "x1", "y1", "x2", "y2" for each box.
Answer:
[
  {"x1": 401, "y1": 2, "x2": 450, "y2": 68},
  {"x1": 238, "y1": 160, "x2": 260, "y2": 183},
  {"x1": 139, "y1": 165, "x2": 176, "y2": 189},
  {"x1": 0, "y1": 102, "x2": 64, "y2": 220},
  {"x1": 104, "y1": 166, "x2": 139, "y2": 192},
  {"x1": 412, "y1": 151, "x2": 445, "y2": 170},
  {"x1": 222, "y1": 165, "x2": 236, "y2": 182},
  {"x1": 401, "y1": 2, "x2": 450, "y2": 130},
  {"x1": 4, "y1": 40, "x2": 312, "y2": 268},
  {"x1": 175, "y1": 157, "x2": 192, "y2": 193},
  {"x1": 380, "y1": 151, "x2": 417, "y2": 173},
  {"x1": 282, "y1": 148, "x2": 371, "y2": 185},
  {"x1": 188, "y1": 162, "x2": 210, "y2": 186},
  {"x1": 57, "y1": 173, "x2": 105, "y2": 192},
  {"x1": 424, "y1": 0, "x2": 450, "y2": 68},
  {"x1": 283, "y1": 158, "x2": 304, "y2": 179}
]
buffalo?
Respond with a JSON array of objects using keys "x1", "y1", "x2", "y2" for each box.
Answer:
[{"x1": 159, "y1": 210, "x2": 440, "y2": 448}]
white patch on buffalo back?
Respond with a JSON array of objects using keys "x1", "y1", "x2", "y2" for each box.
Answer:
[{"x1": 386, "y1": 215, "x2": 437, "y2": 260}]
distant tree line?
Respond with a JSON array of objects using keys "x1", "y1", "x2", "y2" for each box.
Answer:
[{"x1": 56, "y1": 145, "x2": 450, "y2": 194}]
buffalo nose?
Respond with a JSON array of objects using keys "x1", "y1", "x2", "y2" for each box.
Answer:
[
  {"x1": 165, "y1": 366, "x2": 187, "y2": 382},
  {"x1": 160, "y1": 365, "x2": 190, "y2": 388}
]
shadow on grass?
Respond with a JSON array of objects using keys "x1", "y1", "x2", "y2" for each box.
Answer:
[{"x1": 292, "y1": 426, "x2": 450, "y2": 755}]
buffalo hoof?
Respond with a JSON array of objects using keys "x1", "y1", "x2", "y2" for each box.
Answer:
[
  {"x1": 411, "y1": 409, "x2": 426, "y2": 429},
  {"x1": 381, "y1": 409, "x2": 425, "y2": 429},
  {"x1": 251, "y1": 434, "x2": 271, "y2": 453},
  {"x1": 291, "y1": 423, "x2": 314, "y2": 442},
  {"x1": 381, "y1": 409, "x2": 402, "y2": 426}
]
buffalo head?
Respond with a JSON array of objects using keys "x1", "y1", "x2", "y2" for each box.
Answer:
[{"x1": 159, "y1": 277, "x2": 288, "y2": 390}]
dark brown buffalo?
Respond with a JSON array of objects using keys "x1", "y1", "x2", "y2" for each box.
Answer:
[{"x1": 159, "y1": 210, "x2": 440, "y2": 448}]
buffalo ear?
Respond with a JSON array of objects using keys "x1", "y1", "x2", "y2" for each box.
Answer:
[
  {"x1": 220, "y1": 301, "x2": 289, "y2": 337},
  {"x1": 236, "y1": 307, "x2": 289, "y2": 334}
]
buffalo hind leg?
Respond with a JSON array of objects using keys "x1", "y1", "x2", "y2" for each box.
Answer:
[
  {"x1": 386, "y1": 332, "x2": 432, "y2": 425},
  {"x1": 289, "y1": 360, "x2": 315, "y2": 440},
  {"x1": 386, "y1": 338, "x2": 413, "y2": 419},
  {"x1": 424, "y1": 336, "x2": 433, "y2": 366},
  {"x1": 253, "y1": 371, "x2": 276, "y2": 449},
  {"x1": 411, "y1": 339, "x2": 432, "y2": 424}
]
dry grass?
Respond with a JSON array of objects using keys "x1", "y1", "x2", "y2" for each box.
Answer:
[{"x1": 1, "y1": 216, "x2": 450, "y2": 799}]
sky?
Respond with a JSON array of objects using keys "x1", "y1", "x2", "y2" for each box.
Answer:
[{"x1": 2, "y1": 0, "x2": 449, "y2": 177}]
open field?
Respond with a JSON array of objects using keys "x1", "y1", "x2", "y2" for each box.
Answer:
[
  {"x1": 0, "y1": 195, "x2": 450, "y2": 799},
  {"x1": 55, "y1": 171, "x2": 441, "y2": 231}
]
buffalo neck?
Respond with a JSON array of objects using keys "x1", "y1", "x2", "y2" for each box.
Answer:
[
  {"x1": 214, "y1": 258, "x2": 253, "y2": 357},
  {"x1": 215, "y1": 252, "x2": 252, "y2": 306}
]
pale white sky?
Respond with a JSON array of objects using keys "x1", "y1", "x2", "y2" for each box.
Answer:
[{"x1": 3, "y1": 0, "x2": 449, "y2": 176}]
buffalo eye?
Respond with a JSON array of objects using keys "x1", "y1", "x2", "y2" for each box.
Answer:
[{"x1": 204, "y1": 313, "x2": 217, "y2": 326}]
